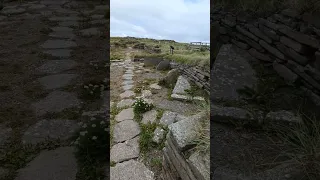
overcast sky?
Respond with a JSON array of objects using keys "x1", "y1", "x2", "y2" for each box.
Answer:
[{"x1": 110, "y1": 0, "x2": 210, "y2": 43}]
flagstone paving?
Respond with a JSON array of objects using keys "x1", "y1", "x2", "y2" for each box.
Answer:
[{"x1": 0, "y1": 0, "x2": 108, "y2": 179}]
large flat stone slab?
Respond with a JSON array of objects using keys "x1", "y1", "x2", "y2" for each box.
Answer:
[
  {"x1": 49, "y1": 31, "x2": 75, "y2": 39},
  {"x1": 32, "y1": 91, "x2": 80, "y2": 116},
  {"x1": 120, "y1": 90, "x2": 135, "y2": 99},
  {"x1": 59, "y1": 21, "x2": 79, "y2": 27},
  {"x1": 80, "y1": 28, "x2": 100, "y2": 37},
  {"x1": 168, "y1": 112, "x2": 205, "y2": 151},
  {"x1": 211, "y1": 44, "x2": 257, "y2": 102},
  {"x1": 110, "y1": 159, "x2": 154, "y2": 180},
  {"x1": 113, "y1": 120, "x2": 140, "y2": 143},
  {"x1": 37, "y1": 60, "x2": 77, "y2": 74},
  {"x1": 110, "y1": 136, "x2": 140, "y2": 163},
  {"x1": 115, "y1": 108, "x2": 134, "y2": 122},
  {"x1": 155, "y1": 99, "x2": 199, "y2": 115},
  {"x1": 117, "y1": 99, "x2": 134, "y2": 108},
  {"x1": 141, "y1": 110, "x2": 157, "y2": 124},
  {"x1": 41, "y1": 40, "x2": 77, "y2": 49},
  {"x1": 22, "y1": 119, "x2": 79, "y2": 144},
  {"x1": 172, "y1": 76, "x2": 191, "y2": 95},
  {"x1": 51, "y1": 27, "x2": 73, "y2": 32},
  {"x1": 38, "y1": 74, "x2": 78, "y2": 90},
  {"x1": 0, "y1": 8, "x2": 26, "y2": 15},
  {"x1": 15, "y1": 147, "x2": 77, "y2": 180},
  {"x1": 44, "y1": 49, "x2": 72, "y2": 57}
]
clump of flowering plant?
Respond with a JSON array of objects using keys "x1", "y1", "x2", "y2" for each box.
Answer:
[
  {"x1": 73, "y1": 116, "x2": 108, "y2": 162},
  {"x1": 133, "y1": 98, "x2": 153, "y2": 120}
]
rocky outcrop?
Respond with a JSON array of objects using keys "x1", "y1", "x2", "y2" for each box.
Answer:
[
  {"x1": 162, "y1": 112, "x2": 210, "y2": 180},
  {"x1": 170, "y1": 63, "x2": 210, "y2": 94}
]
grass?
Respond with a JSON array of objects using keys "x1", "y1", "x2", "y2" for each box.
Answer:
[
  {"x1": 0, "y1": 138, "x2": 65, "y2": 180},
  {"x1": 268, "y1": 112, "x2": 320, "y2": 179},
  {"x1": 110, "y1": 48, "x2": 125, "y2": 60},
  {"x1": 111, "y1": 37, "x2": 210, "y2": 69},
  {"x1": 213, "y1": 0, "x2": 320, "y2": 14},
  {"x1": 72, "y1": 116, "x2": 108, "y2": 180},
  {"x1": 139, "y1": 122, "x2": 158, "y2": 154},
  {"x1": 192, "y1": 102, "x2": 210, "y2": 155}
]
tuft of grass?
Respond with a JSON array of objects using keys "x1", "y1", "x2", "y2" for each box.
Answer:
[
  {"x1": 274, "y1": 112, "x2": 320, "y2": 179},
  {"x1": 139, "y1": 122, "x2": 157, "y2": 154},
  {"x1": 156, "y1": 109, "x2": 164, "y2": 120},
  {"x1": 150, "y1": 157, "x2": 162, "y2": 168},
  {"x1": 192, "y1": 102, "x2": 210, "y2": 154}
]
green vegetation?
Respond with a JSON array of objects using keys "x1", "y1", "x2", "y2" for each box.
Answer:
[
  {"x1": 133, "y1": 98, "x2": 153, "y2": 121},
  {"x1": 273, "y1": 112, "x2": 320, "y2": 179},
  {"x1": 73, "y1": 117, "x2": 108, "y2": 180},
  {"x1": 139, "y1": 122, "x2": 158, "y2": 154},
  {"x1": 192, "y1": 102, "x2": 210, "y2": 154},
  {"x1": 110, "y1": 37, "x2": 210, "y2": 69}
]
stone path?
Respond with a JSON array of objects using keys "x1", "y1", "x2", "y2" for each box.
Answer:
[
  {"x1": 110, "y1": 49, "x2": 208, "y2": 179},
  {"x1": 110, "y1": 53, "x2": 155, "y2": 180},
  {"x1": 0, "y1": 0, "x2": 108, "y2": 179}
]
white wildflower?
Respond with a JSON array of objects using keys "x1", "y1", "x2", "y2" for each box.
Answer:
[
  {"x1": 92, "y1": 136, "x2": 97, "y2": 140},
  {"x1": 92, "y1": 124, "x2": 96, "y2": 127}
]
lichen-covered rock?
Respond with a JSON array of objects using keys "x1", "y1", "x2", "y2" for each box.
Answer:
[
  {"x1": 152, "y1": 127, "x2": 165, "y2": 143},
  {"x1": 159, "y1": 69, "x2": 180, "y2": 87}
]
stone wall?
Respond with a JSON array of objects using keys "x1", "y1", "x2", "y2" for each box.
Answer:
[
  {"x1": 162, "y1": 113, "x2": 210, "y2": 180},
  {"x1": 170, "y1": 62, "x2": 210, "y2": 94},
  {"x1": 212, "y1": 7, "x2": 320, "y2": 97}
]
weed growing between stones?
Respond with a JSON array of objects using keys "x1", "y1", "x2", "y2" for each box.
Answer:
[
  {"x1": 81, "y1": 82, "x2": 107, "y2": 101},
  {"x1": 156, "y1": 109, "x2": 164, "y2": 120},
  {"x1": 139, "y1": 122, "x2": 157, "y2": 154},
  {"x1": 192, "y1": 102, "x2": 210, "y2": 154},
  {"x1": 73, "y1": 118, "x2": 108, "y2": 163},
  {"x1": 133, "y1": 98, "x2": 153, "y2": 121},
  {"x1": 0, "y1": 138, "x2": 64, "y2": 180},
  {"x1": 274, "y1": 113, "x2": 320, "y2": 179},
  {"x1": 72, "y1": 116, "x2": 109, "y2": 180}
]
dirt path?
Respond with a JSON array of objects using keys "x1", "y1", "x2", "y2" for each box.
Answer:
[{"x1": 0, "y1": 1, "x2": 108, "y2": 179}]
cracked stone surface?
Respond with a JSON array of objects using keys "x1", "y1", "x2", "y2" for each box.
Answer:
[
  {"x1": 110, "y1": 136, "x2": 140, "y2": 163},
  {"x1": 32, "y1": 91, "x2": 80, "y2": 116},
  {"x1": 41, "y1": 40, "x2": 77, "y2": 49},
  {"x1": 22, "y1": 119, "x2": 80, "y2": 144},
  {"x1": 117, "y1": 99, "x2": 135, "y2": 108},
  {"x1": 115, "y1": 108, "x2": 134, "y2": 122},
  {"x1": 38, "y1": 74, "x2": 78, "y2": 90},
  {"x1": 113, "y1": 120, "x2": 140, "y2": 143},
  {"x1": 110, "y1": 159, "x2": 154, "y2": 180},
  {"x1": 15, "y1": 147, "x2": 77, "y2": 180},
  {"x1": 36, "y1": 60, "x2": 77, "y2": 74}
]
